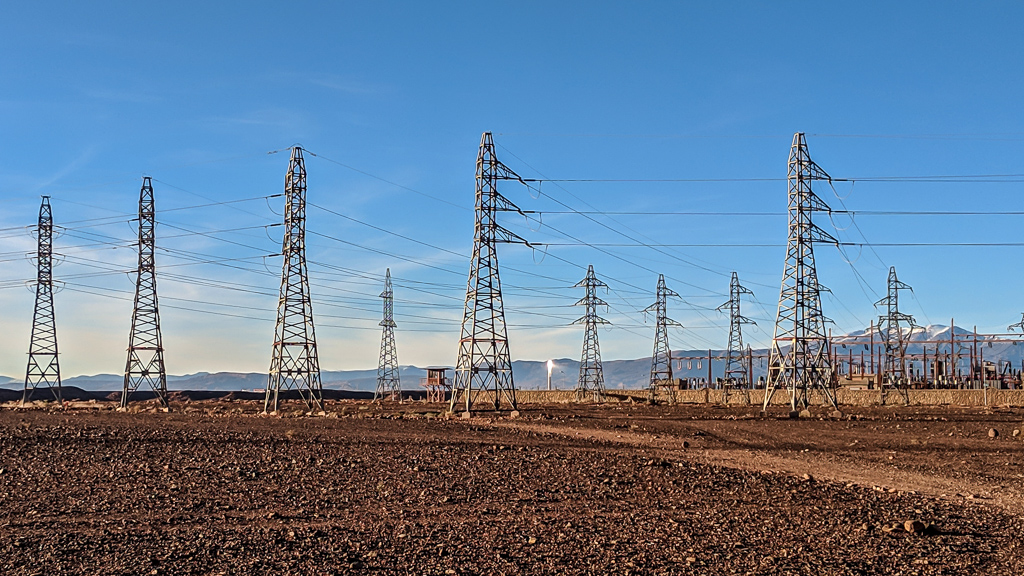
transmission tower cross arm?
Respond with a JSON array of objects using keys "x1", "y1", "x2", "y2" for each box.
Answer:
[
  {"x1": 1009, "y1": 313, "x2": 1024, "y2": 332},
  {"x1": 572, "y1": 314, "x2": 610, "y2": 325},
  {"x1": 805, "y1": 222, "x2": 839, "y2": 245},
  {"x1": 492, "y1": 224, "x2": 532, "y2": 246},
  {"x1": 573, "y1": 277, "x2": 608, "y2": 290},
  {"x1": 575, "y1": 294, "x2": 609, "y2": 307}
]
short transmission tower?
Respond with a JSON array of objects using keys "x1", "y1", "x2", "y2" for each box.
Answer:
[
  {"x1": 266, "y1": 147, "x2": 324, "y2": 414},
  {"x1": 451, "y1": 132, "x2": 530, "y2": 414},
  {"x1": 375, "y1": 268, "x2": 401, "y2": 401},
  {"x1": 122, "y1": 177, "x2": 169, "y2": 409},
  {"x1": 23, "y1": 196, "x2": 62, "y2": 405},
  {"x1": 646, "y1": 274, "x2": 681, "y2": 402},
  {"x1": 876, "y1": 266, "x2": 915, "y2": 404},
  {"x1": 718, "y1": 272, "x2": 755, "y2": 400},
  {"x1": 573, "y1": 264, "x2": 609, "y2": 402},
  {"x1": 764, "y1": 133, "x2": 839, "y2": 412}
]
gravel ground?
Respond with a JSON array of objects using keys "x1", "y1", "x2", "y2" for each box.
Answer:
[{"x1": 1, "y1": 404, "x2": 1022, "y2": 575}]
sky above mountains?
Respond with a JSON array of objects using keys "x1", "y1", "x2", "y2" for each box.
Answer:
[{"x1": 2, "y1": 2, "x2": 1024, "y2": 377}]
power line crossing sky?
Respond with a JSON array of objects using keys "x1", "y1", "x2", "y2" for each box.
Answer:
[{"x1": 2, "y1": 2, "x2": 1024, "y2": 376}]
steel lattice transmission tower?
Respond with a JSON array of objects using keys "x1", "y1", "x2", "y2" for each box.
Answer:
[
  {"x1": 375, "y1": 268, "x2": 401, "y2": 401},
  {"x1": 451, "y1": 132, "x2": 530, "y2": 414},
  {"x1": 266, "y1": 147, "x2": 324, "y2": 414},
  {"x1": 23, "y1": 196, "x2": 62, "y2": 405},
  {"x1": 718, "y1": 272, "x2": 755, "y2": 388},
  {"x1": 573, "y1": 264, "x2": 609, "y2": 401},
  {"x1": 764, "y1": 133, "x2": 839, "y2": 411},
  {"x1": 876, "y1": 266, "x2": 915, "y2": 402},
  {"x1": 122, "y1": 177, "x2": 169, "y2": 409},
  {"x1": 646, "y1": 274, "x2": 681, "y2": 400}
]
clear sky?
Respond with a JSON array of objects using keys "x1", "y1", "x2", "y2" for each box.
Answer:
[{"x1": 2, "y1": 2, "x2": 1024, "y2": 377}]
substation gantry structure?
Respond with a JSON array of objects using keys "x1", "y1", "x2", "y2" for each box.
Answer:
[
  {"x1": 375, "y1": 268, "x2": 401, "y2": 401},
  {"x1": 573, "y1": 264, "x2": 608, "y2": 402},
  {"x1": 266, "y1": 146, "x2": 325, "y2": 414},
  {"x1": 764, "y1": 133, "x2": 840, "y2": 412},
  {"x1": 450, "y1": 132, "x2": 530, "y2": 414},
  {"x1": 23, "y1": 196, "x2": 63, "y2": 406},
  {"x1": 122, "y1": 177, "x2": 170, "y2": 409},
  {"x1": 646, "y1": 274, "x2": 681, "y2": 403}
]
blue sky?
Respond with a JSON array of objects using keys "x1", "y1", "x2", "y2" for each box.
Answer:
[{"x1": 2, "y1": 2, "x2": 1024, "y2": 377}]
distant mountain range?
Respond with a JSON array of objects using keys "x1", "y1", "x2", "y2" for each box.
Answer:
[{"x1": 1, "y1": 325, "x2": 1019, "y2": 392}]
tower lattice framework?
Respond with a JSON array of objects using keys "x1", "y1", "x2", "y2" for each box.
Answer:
[
  {"x1": 375, "y1": 268, "x2": 401, "y2": 401},
  {"x1": 451, "y1": 132, "x2": 529, "y2": 413},
  {"x1": 764, "y1": 133, "x2": 839, "y2": 411},
  {"x1": 266, "y1": 147, "x2": 324, "y2": 413},
  {"x1": 876, "y1": 266, "x2": 915, "y2": 403},
  {"x1": 718, "y1": 272, "x2": 755, "y2": 388},
  {"x1": 1009, "y1": 313, "x2": 1024, "y2": 333},
  {"x1": 23, "y1": 196, "x2": 62, "y2": 405},
  {"x1": 573, "y1": 264, "x2": 609, "y2": 402},
  {"x1": 123, "y1": 177, "x2": 169, "y2": 409},
  {"x1": 646, "y1": 274, "x2": 680, "y2": 400}
]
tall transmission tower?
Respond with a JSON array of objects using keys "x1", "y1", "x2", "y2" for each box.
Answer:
[
  {"x1": 22, "y1": 196, "x2": 62, "y2": 405},
  {"x1": 573, "y1": 264, "x2": 609, "y2": 401},
  {"x1": 646, "y1": 274, "x2": 680, "y2": 401},
  {"x1": 876, "y1": 266, "x2": 915, "y2": 404},
  {"x1": 375, "y1": 268, "x2": 401, "y2": 401},
  {"x1": 764, "y1": 133, "x2": 839, "y2": 412},
  {"x1": 122, "y1": 177, "x2": 169, "y2": 409},
  {"x1": 451, "y1": 132, "x2": 530, "y2": 414},
  {"x1": 266, "y1": 146, "x2": 324, "y2": 414},
  {"x1": 718, "y1": 272, "x2": 755, "y2": 389}
]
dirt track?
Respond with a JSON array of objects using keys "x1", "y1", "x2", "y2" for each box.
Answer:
[{"x1": 1, "y1": 401, "x2": 1022, "y2": 575}]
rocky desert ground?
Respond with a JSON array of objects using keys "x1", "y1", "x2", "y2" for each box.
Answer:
[{"x1": 1, "y1": 400, "x2": 1022, "y2": 575}]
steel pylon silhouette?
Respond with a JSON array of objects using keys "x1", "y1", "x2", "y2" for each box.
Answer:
[
  {"x1": 122, "y1": 177, "x2": 169, "y2": 409},
  {"x1": 451, "y1": 132, "x2": 529, "y2": 413},
  {"x1": 573, "y1": 264, "x2": 609, "y2": 402},
  {"x1": 764, "y1": 133, "x2": 839, "y2": 411},
  {"x1": 1008, "y1": 313, "x2": 1024, "y2": 333},
  {"x1": 876, "y1": 266, "x2": 915, "y2": 404},
  {"x1": 646, "y1": 274, "x2": 680, "y2": 400},
  {"x1": 718, "y1": 272, "x2": 755, "y2": 388},
  {"x1": 375, "y1": 268, "x2": 401, "y2": 401},
  {"x1": 23, "y1": 196, "x2": 62, "y2": 405},
  {"x1": 266, "y1": 147, "x2": 324, "y2": 413}
]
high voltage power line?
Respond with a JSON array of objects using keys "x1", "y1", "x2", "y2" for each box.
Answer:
[{"x1": 5, "y1": 131, "x2": 1024, "y2": 403}]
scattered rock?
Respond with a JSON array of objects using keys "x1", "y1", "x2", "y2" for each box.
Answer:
[
  {"x1": 799, "y1": 409, "x2": 812, "y2": 418},
  {"x1": 881, "y1": 523, "x2": 901, "y2": 533},
  {"x1": 988, "y1": 428, "x2": 999, "y2": 438},
  {"x1": 904, "y1": 520, "x2": 926, "y2": 534},
  {"x1": 1013, "y1": 429, "x2": 1020, "y2": 437}
]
